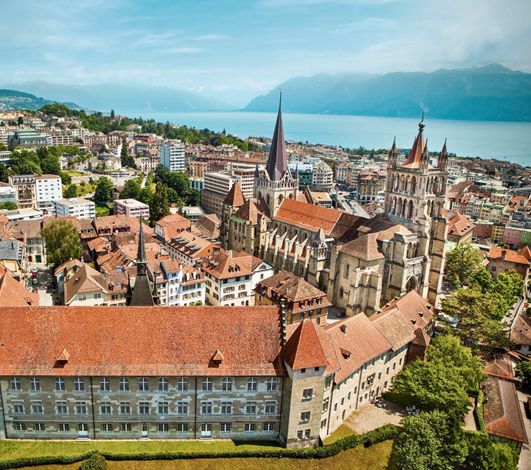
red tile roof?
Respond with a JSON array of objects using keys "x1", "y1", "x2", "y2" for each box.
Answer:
[
  {"x1": 202, "y1": 249, "x2": 266, "y2": 280},
  {"x1": 487, "y1": 246, "x2": 530, "y2": 266},
  {"x1": 484, "y1": 356, "x2": 514, "y2": 381},
  {"x1": 0, "y1": 265, "x2": 38, "y2": 306},
  {"x1": 0, "y1": 306, "x2": 285, "y2": 377},
  {"x1": 155, "y1": 214, "x2": 191, "y2": 242},
  {"x1": 283, "y1": 320, "x2": 329, "y2": 370},
  {"x1": 224, "y1": 181, "x2": 245, "y2": 207},
  {"x1": 274, "y1": 199, "x2": 344, "y2": 235}
]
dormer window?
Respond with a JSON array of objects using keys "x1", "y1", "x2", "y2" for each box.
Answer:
[
  {"x1": 211, "y1": 349, "x2": 224, "y2": 366},
  {"x1": 340, "y1": 348, "x2": 351, "y2": 359}
]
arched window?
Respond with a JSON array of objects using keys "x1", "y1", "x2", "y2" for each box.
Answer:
[
  {"x1": 406, "y1": 276, "x2": 418, "y2": 293},
  {"x1": 410, "y1": 176, "x2": 417, "y2": 194},
  {"x1": 407, "y1": 200, "x2": 414, "y2": 219}
]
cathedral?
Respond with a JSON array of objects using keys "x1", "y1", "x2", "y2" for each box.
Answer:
[{"x1": 221, "y1": 99, "x2": 448, "y2": 315}]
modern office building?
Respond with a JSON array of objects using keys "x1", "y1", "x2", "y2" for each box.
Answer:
[
  {"x1": 114, "y1": 199, "x2": 150, "y2": 219},
  {"x1": 160, "y1": 140, "x2": 186, "y2": 173}
]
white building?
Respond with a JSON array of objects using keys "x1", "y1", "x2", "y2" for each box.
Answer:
[
  {"x1": 226, "y1": 163, "x2": 256, "y2": 200},
  {"x1": 55, "y1": 198, "x2": 95, "y2": 219},
  {"x1": 202, "y1": 249, "x2": 274, "y2": 306},
  {"x1": 312, "y1": 160, "x2": 334, "y2": 192},
  {"x1": 34, "y1": 174, "x2": 62, "y2": 214},
  {"x1": 148, "y1": 260, "x2": 206, "y2": 306},
  {"x1": 201, "y1": 172, "x2": 237, "y2": 215},
  {"x1": 114, "y1": 198, "x2": 150, "y2": 219},
  {"x1": 160, "y1": 140, "x2": 186, "y2": 172}
]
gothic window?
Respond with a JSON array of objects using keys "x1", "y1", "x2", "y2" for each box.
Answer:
[
  {"x1": 410, "y1": 177, "x2": 417, "y2": 194},
  {"x1": 407, "y1": 200, "x2": 414, "y2": 219},
  {"x1": 406, "y1": 276, "x2": 418, "y2": 293}
]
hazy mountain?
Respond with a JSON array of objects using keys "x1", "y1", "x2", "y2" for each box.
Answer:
[
  {"x1": 244, "y1": 64, "x2": 531, "y2": 122},
  {"x1": 1, "y1": 81, "x2": 232, "y2": 113},
  {"x1": 0, "y1": 89, "x2": 81, "y2": 111}
]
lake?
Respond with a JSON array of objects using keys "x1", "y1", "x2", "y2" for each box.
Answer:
[{"x1": 116, "y1": 110, "x2": 531, "y2": 166}]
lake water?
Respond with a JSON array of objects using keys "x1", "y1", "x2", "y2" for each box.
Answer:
[{"x1": 117, "y1": 110, "x2": 531, "y2": 166}]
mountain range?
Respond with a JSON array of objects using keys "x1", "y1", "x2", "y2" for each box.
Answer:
[
  {"x1": 0, "y1": 89, "x2": 81, "y2": 112},
  {"x1": 244, "y1": 64, "x2": 531, "y2": 122},
  {"x1": 0, "y1": 81, "x2": 231, "y2": 113}
]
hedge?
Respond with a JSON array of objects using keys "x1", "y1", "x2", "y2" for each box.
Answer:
[
  {"x1": 475, "y1": 390, "x2": 487, "y2": 434},
  {"x1": 80, "y1": 453, "x2": 107, "y2": 470},
  {"x1": 0, "y1": 424, "x2": 398, "y2": 469}
]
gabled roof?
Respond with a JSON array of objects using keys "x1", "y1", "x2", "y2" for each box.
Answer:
[
  {"x1": 484, "y1": 356, "x2": 514, "y2": 381},
  {"x1": 258, "y1": 270, "x2": 329, "y2": 302},
  {"x1": 202, "y1": 249, "x2": 267, "y2": 280},
  {"x1": 338, "y1": 233, "x2": 384, "y2": 261},
  {"x1": 283, "y1": 320, "x2": 329, "y2": 370},
  {"x1": 483, "y1": 376, "x2": 528, "y2": 444},
  {"x1": 0, "y1": 306, "x2": 285, "y2": 377},
  {"x1": 233, "y1": 198, "x2": 270, "y2": 224},
  {"x1": 379, "y1": 290, "x2": 435, "y2": 331},
  {"x1": 155, "y1": 214, "x2": 191, "y2": 242},
  {"x1": 64, "y1": 264, "x2": 108, "y2": 305},
  {"x1": 510, "y1": 311, "x2": 531, "y2": 346},
  {"x1": 487, "y1": 246, "x2": 530, "y2": 266},
  {"x1": 0, "y1": 265, "x2": 38, "y2": 306},
  {"x1": 224, "y1": 181, "x2": 245, "y2": 207},
  {"x1": 274, "y1": 199, "x2": 345, "y2": 235}
]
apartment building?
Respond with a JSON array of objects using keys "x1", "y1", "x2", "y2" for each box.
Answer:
[
  {"x1": 160, "y1": 140, "x2": 186, "y2": 172},
  {"x1": 201, "y1": 172, "x2": 237, "y2": 216},
  {"x1": 202, "y1": 250, "x2": 274, "y2": 306},
  {"x1": 34, "y1": 174, "x2": 62, "y2": 214},
  {"x1": 7, "y1": 129, "x2": 50, "y2": 149},
  {"x1": 55, "y1": 198, "x2": 95, "y2": 219},
  {"x1": 356, "y1": 170, "x2": 386, "y2": 203},
  {"x1": 147, "y1": 260, "x2": 205, "y2": 306},
  {"x1": 114, "y1": 199, "x2": 150, "y2": 219},
  {"x1": 166, "y1": 231, "x2": 219, "y2": 267},
  {"x1": 311, "y1": 161, "x2": 334, "y2": 192},
  {"x1": 8, "y1": 175, "x2": 36, "y2": 209}
]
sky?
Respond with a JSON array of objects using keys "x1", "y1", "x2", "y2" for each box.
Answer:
[{"x1": 1, "y1": 0, "x2": 531, "y2": 106}]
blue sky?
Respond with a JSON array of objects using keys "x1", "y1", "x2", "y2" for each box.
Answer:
[{"x1": 1, "y1": 0, "x2": 531, "y2": 106}]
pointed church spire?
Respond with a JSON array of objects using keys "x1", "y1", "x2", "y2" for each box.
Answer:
[
  {"x1": 137, "y1": 218, "x2": 147, "y2": 275},
  {"x1": 402, "y1": 116, "x2": 426, "y2": 169},
  {"x1": 224, "y1": 181, "x2": 245, "y2": 207},
  {"x1": 265, "y1": 93, "x2": 288, "y2": 181}
]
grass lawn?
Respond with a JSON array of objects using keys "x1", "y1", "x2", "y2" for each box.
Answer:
[
  {"x1": 323, "y1": 423, "x2": 357, "y2": 445},
  {"x1": 14, "y1": 441, "x2": 393, "y2": 470},
  {"x1": 0, "y1": 439, "x2": 282, "y2": 462}
]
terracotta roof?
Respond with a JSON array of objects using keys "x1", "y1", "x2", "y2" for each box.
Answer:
[
  {"x1": 325, "y1": 314, "x2": 391, "y2": 383},
  {"x1": 155, "y1": 214, "x2": 191, "y2": 242},
  {"x1": 446, "y1": 180, "x2": 474, "y2": 200},
  {"x1": 401, "y1": 121, "x2": 426, "y2": 169},
  {"x1": 232, "y1": 198, "x2": 270, "y2": 224},
  {"x1": 0, "y1": 306, "x2": 285, "y2": 377},
  {"x1": 274, "y1": 199, "x2": 344, "y2": 235},
  {"x1": 258, "y1": 270, "x2": 330, "y2": 303},
  {"x1": 283, "y1": 320, "x2": 329, "y2": 370},
  {"x1": 337, "y1": 233, "x2": 384, "y2": 261},
  {"x1": 375, "y1": 224, "x2": 412, "y2": 241},
  {"x1": 64, "y1": 264, "x2": 108, "y2": 305},
  {"x1": 518, "y1": 246, "x2": 531, "y2": 261},
  {"x1": 169, "y1": 231, "x2": 219, "y2": 261},
  {"x1": 483, "y1": 376, "x2": 528, "y2": 444},
  {"x1": 442, "y1": 209, "x2": 475, "y2": 237},
  {"x1": 0, "y1": 265, "x2": 38, "y2": 306},
  {"x1": 224, "y1": 181, "x2": 245, "y2": 207},
  {"x1": 484, "y1": 356, "x2": 514, "y2": 381},
  {"x1": 202, "y1": 249, "x2": 267, "y2": 280},
  {"x1": 54, "y1": 259, "x2": 83, "y2": 276},
  {"x1": 380, "y1": 290, "x2": 435, "y2": 331},
  {"x1": 370, "y1": 308, "x2": 416, "y2": 351},
  {"x1": 510, "y1": 312, "x2": 531, "y2": 346},
  {"x1": 487, "y1": 246, "x2": 530, "y2": 266},
  {"x1": 192, "y1": 214, "x2": 220, "y2": 240},
  {"x1": 6, "y1": 219, "x2": 42, "y2": 240}
]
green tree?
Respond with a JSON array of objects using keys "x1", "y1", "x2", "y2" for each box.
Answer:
[
  {"x1": 17, "y1": 116, "x2": 23, "y2": 125},
  {"x1": 150, "y1": 182, "x2": 170, "y2": 224},
  {"x1": 389, "y1": 411, "x2": 467, "y2": 470},
  {"x1": 463, "y1": 432, "x2": 517, "y2": 470},
  {"x1": 516, "y1": 361, "x2": 531, "y2": 391},
  {"x1": 120, "y1": 178, "x2": 142, "y2": 200},
  {"x1": 110, "y1": 109, "x2": 115, "y2": 119},
  {"x1": 0, "y1": 202, "x2": 17, "y2": 210},
  {"x1": 494, "y1": 270, "x2": 525, "y2": 305},
  {"x1": 425, "y1": 335, "x2": 485, "y2": 391},
  {"x1": 445, "y1": 243, "x2": 483, "y2": 286},
  {"x1": 470, "y1": 265, "x2": 494, "y2": 292},
  {"x1": 40, "y1": 154, "x2": 61, "y2": 174},
  {"x1": 42, "y1": 220, "x2": 82, "y2": 268},
  {"x1": 93, "y1": 177, "x2": 114, "y2": 205},
  {"x1": 59, "y1": 171, "x2": 71, "y2": 185},
  {"x1": 0, "y1": 163, "x2": 8, "y2": 183},
  {"x1": 64, "y1": 184, "x2": 77, "y2": 198}
]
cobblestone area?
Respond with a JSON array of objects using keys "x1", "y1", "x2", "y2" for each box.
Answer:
[{"x1": 344, "y1": 399, "x2": 405, "y2": 434}]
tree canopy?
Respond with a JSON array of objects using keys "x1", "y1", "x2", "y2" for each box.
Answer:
[
  {"x1": 93, "y1": 176, "x2": 114, "y2": 205},
  {"x1": 42, "y1": 220, "x2": 82, "y2": 268},
  {"x1": 445, "y1": 243, "x2": 483, "y2": 287}
]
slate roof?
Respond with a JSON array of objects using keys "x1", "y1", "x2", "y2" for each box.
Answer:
[
  {"x1": 0, "y1": 239, "x2": 23, "y2": 261},
  {"x1": 265, "y1": 96, "x2": 288, "y2": 181}
]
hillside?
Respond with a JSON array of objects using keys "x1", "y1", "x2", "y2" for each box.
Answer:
[
  {"x1": 244, "y1": 64, "x2": 531, "y2": 122},
  {"x1": 0, "y1": 89, "x2": 80, "y2": 111}
]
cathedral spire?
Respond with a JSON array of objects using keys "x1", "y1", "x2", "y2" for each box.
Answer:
[
  {"x1": 401, "y1": 116, "x2": 426, "y2": 169},
  {"x1": 265, "y1": 93, "x2": 288, "y2": 181},
  {"x1": 137, "y1": 218, "x2": 147, "y2": 275}
]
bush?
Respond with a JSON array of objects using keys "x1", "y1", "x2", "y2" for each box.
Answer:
[
  {"x1": 475, "y1": 390, "x2": 487, "y2": 434},
  {"x1": 80, "y1": 453, "x2": 107, "y2": 470},
  {"x1": 0, "y1": 453, "x2": 93, "y2": 470}
]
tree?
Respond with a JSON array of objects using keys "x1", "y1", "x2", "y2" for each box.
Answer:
[
  {"x1": 463, "y1": 432, "x2": 517, "y2": 470},
  {"x1": 64, "y1": 184, "x2": 77, "y2": 198},
  {"x1": 515, "y1": 361, "x2": 531, "y2": 391},
  {"x1": 40, "y1": 154, "x2": 61, "y2": 174},
  {"x1": 93, "y1": 177, "x2": 114, "y2": 205},
  {"x1": 445, "y1": 243, "x2": 483, "y2": 286},
  {"x1": 120, "y1": 178, "x2": 142, "y2": 200},
  {"x1": 42, "y1": 220, "x2": 82, "y2": 268},
  {"x1": 470, "y1": 265, "x2": 494, "y2": 292},
  {"x1": 59, "y1": 171, "x2": 71, "y2": 186},
  {"x1": 425, "y1": 335, "x2": 485, "y2": 391},
  {"x1": 0, "y1": 202, "x2": 17, "y2": 210},
  {"x1": 17, "y1": 116, "x2": 23, "y2": 125},
  {"x1": 494, "y1": 270, "x2": 525, "y2": 305},
  {"x1": 110, "y1": 109, "x2": 115, "y2": 119},
  {"x1": 150, "y1": 182, "x2": 170, "y2": 224},
  {"x1": 389, "y1": 411, "x2": 467, "y2": 470}
]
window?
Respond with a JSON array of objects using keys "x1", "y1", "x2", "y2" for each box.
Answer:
[
  {"x1": 266, "y1": 378, "x2": 277, "y2": 391},
  {"x1": 177, "y1": 377, "x2": 187, "y2": 391},
  {"x1": 121, "y1": 423, "x2": 131, "y2": 432},
  {"x1": 75, "y1": 402, "x2": 87, "y2": 415},
  {"x1": 341, "y1": 397, "x2": 345, "y2": 406},
  {"x1": 100, "y1": 377, "x2": 110, "y2": 392},
  {"x1": 344, "y1": 263, "x2": 350, "y2": 279},
  {"x1": 139, "y1": 402, "x2": 150, "y2": 415},
  {"x1": 14, "y1": 421, "x2": 26, "y2": 431},
  {"x1": 158, "y1": 423, "x2": 169, "y2": 433},
  {"x1": 138, "y1": 377, "x2": 149, "y2": 392},
  {"x1": 301, "y1": 368, "x2": 306, "y2": 373},
  {"x1": 56, "y1": 401, "x2": 68, "y2": 415},
  {"x1": 247, "y1": 378, "x2": 257, "y2": 391},
  {"x1": 201, "y1": 401, "x2": 212, "y2": 414},
  {"x1": 320, "y1": 419, "x2": 327, "y2": 429},
  {"x1": 265, "y1": 401, "x2": 276, "y2": 414},
  {"x1": 302, "y1": 388, "x2": 313, "y2": 400},
  {"x1": 177, "y1": 401, "x2": 188, "y2": 415},
  {"x1": 10, "y1": 377, "x2": 21, "y2": 391},
  {"x1": 244, "y1": 423, "x2": 256, "y2": 432},
  {"x1": 158, "y1": 377, "x2": 168, "y2": 391},
  {"x1": 221, "y1": 401, "x2": 232, "y2": 415},
  {"x1": 305, "y1": 429, "x2": 311, "y2": 439},
  {"x1": 264, "y1": 422, "x2": 275, "y2": 431},
  {"x1": 120, "y1": 402, "x2": 131, "y2": 414},
  {"x1": 222, "y1": 377, "x2": 232, "y2": 391},
  {"x1": 119, "y1": 377, "x2": 129, "y2": 391},
  {"x1": 176, "y1": 423, "x2": 188, "y2": 432},
  {"x1": 300, "y1": 411, "x2": 311, "y2": 423},
  {"x1": 59, "y1": 423, "x2": 70, "y2": 431},
  {"x1": 201, "y1": 423, "x2": 212, "y2": 432},
  {"x1": 325, "y1": 376, "x2": 333, "y2": 390},
  {"x1": 220, "y1": 423, "x2": 231, "y2": 432},
  {"x1": 13, "y1": 401, "x2": 24, "y2": 414},
  {"x1": 322, "y1": 398, "x2": 329, "y2": 412},
  {"x1": 35, "y1": 423, "x2": 45, "y2": 432},
  {"x1": 30, "y1": 377, "x2": 40, "y2": 391},
  {"x1": 55, "y1": 377, "x2": 65, "y2": 392},
  {"x1": 74, "y1": 377, "x2": 85, "y2": 392},
  {"x1": 101, "y1": 423, "x2": 113, "y2": 432},
  {"x1": 158, "y1": 401, "x2": 169, "y2": 415},
  {"x1": 297, "y1": 430, "x2": 303, "y2": 439},
  {"x1": 246, "y1": 401, "x2": 257, "y2": 415},
  {"x1": 100, "y1": 402, "x2": 111, "y2": 415},
  {"x1": 202, "y1": 378, "x2": 213, "y2": 391}
]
